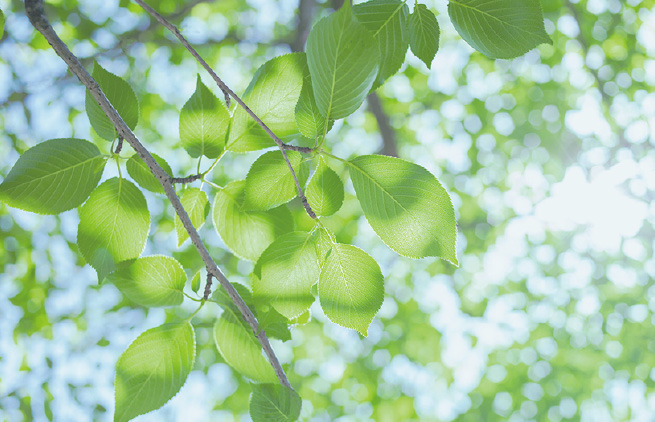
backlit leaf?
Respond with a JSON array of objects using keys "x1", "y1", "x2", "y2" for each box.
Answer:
[
  {"x1": 244, "y1": 151, "x2": 308, "y2": 211},
  {"x1": 175, "y1": 188, "x2": 210, "y2": 246},
  {"x1": 306, "y1": 157, "x2": 344, "y2": 217},
  {"x1": 408, "y1": 3, "x2": 440, "y2": 68},
  {"x1": 126, "y1": 153, "x2": 172, "y2": 194},
  {"x1": 250, "y1": 384, "x2": 301, "y2": 422}
]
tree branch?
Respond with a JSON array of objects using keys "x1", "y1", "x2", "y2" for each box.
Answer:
[
  {"x1": 133, "y1": 0, "x2": 316, "y2": 219},
  {"x1": 171, "y1": 174, "x2": 203, "y2": 184},
  {"x1": 367, "y1": 92, "x2": 398, "y2": 157},
  {"x1": 24, "y1": 0, "x2": 292, "y2": 389}
]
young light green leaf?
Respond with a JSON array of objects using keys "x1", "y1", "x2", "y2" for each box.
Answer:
[
  {"x1": 114, "y1": 322, "x2": 195, "y2": 422},
  {"x1": 212, "y1": 180, "x2": 294, "y2": 261},
  {"x1": 408, "y1": 3, "x2": 440, "y2": 68},
  {"x1": 244, "y1": 151, "x2": 308, "y2": 211},
  {"x1": 290, "y1": 310, "x2": 310, "y2": 325},
  {"x1": 306, "y1": 2, "x2": 381, "y2": 119},
  {"x1": 354, "y1": 0, "x2": 409, "y2": 88},
  {"x1": 214, "y1": 313, "x2": 278, "y2": 383},
  {"x1": 125, "y1": 153, "x2": 172, "y2": 194},
  {"x1": 250, "y1": 384, "x2": 302, "y2": 422},
  {"x1": 78, "y1": 178, "x2": 150, "y2": 282},
  {"x1": 0, "y1": 9, "x2": 5, "y2": 38},
  {"x1": 0, "y1": 138, "x2": 105, "y2": 214},
  {"x1": 190, "y1": 270, "x2": 201, "y2": 293},
  {"x1": 306, "y1": 157, "x2": 344, "y2": 217},
  {"x1": 254, "y1": 303, "x2": 292, "y2": 342},
  {"x1": 295, "y1": 72, "x2": 333, "y2": 139},
  {"x1": 448, "y1": 0, "x2": 552, "y2": 59},
  {"x1": 227, "y1": 53, "x2": 306, "y2": 152},
  {"x1": 85, "y1": 62, "x2": 139, "y2": 141},
  {"x1": 313, "y1": 225, "x2": 335, "y2": 266},
  {"x1": 253, "y1": 231, "x2": 320, "y2": 320},
  {"x1": 175, "y1": 188, "x2": 210, "y2": 246},
  {"x1": 348, "y1": 155, "x2": 457, "y2": 263},
  {"x1": 318, "y1": 243, "x2": 384, "y2": 336},
  {"x1": 179, "y1": 75, "x2": 229, "y2": 159},
  {"x1": 106, "y1": 255, "x2": 186, "y2": 307}
]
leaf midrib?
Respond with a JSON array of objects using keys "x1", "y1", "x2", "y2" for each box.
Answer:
[
  {"x1": 2, "y1": 155, "x2": 101, "y2": 192},
  {"x1": 449, "y1": 0, "x2": 538, "y2": 36}
]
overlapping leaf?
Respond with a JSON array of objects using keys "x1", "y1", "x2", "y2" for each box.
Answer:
[
  {"x1": 295, "y1": 71, "x2": 332, "y2": 139},
  {"x1": 306, "y1": 157, "x2": 344, "y2": 217},
  {"x1": 114, "y1": 322, "x2": 195, "y2": 422},
  {"x1": 448, "y1": 0, "x2": 552, "y2": 59},
  {"x1": 250, "y1": 384, "x2": 301, "y2": 422},
  {"x1": 126, "y1": 153, "x2": 172, "y2": 194},
  {"x1": 244, "y1": 151, "x2": 308, "y2": 211},
  {"x1": 175, "y1": 188, "x2": 210, "y2": 246},
  {"x1": 306, "y1": 2, "x2": 381, "y2": 119},
  {"x1": 179, "y1": 75, "x2": 229, "y2": 158},
  {"x1": 77, "y1": 178, "x2": 150, "y2": 282},
  {"x1": 106, "y1": 256, "x2": 186, "y2": 307},
  {"x1": 85, "y1": 61, "x2": 139, "y2": 141},
  {"x1": 348, "y1": 155, "x2": 458, "y2": 263},
  {"x1": 408, "y1": 3, "x2": 440, "y2": 68},
  {"x1": 0, "y1": 138, "x2": 105, "y2": 214}
]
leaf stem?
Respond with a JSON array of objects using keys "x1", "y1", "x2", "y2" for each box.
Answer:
[
  {"x1": 186, "y1": 300, "x2": 205, "y2": 322},
  {"x1": 184, "y1": 292, "x2": 202, "y2": 302}
]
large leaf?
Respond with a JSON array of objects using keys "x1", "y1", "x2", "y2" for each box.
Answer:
[
  {"x1": 408, "y1": 3, "x2": 440, "y2": 68},
  {"x1": 353, "y1": 0, "x2": 409, "y2": 88},
  {"x1": 114, "y1": 322, "x2": 195, "y2": 422},
  {"x1": 106, "y1": 256, "x2": 186, "y2": 307},
  {"x1": 250, "y1": 384, "x2": 302, "y2": 422},
  {"x1": 125, "y1": 153, "x2": 172, "y2": 194},
  {"x1": 295, "y1": 71, "x2": 333, "y2": 140},
  {"x1": 0, "y1": 138, "x2": 105, "y2": 214},
  {"x1": 244, "y1": 151, "x2": 308, "y2": 211},
  {"x1": 212, "y1": 180, "x2": 294, "y2": 261},
  {"x1": 85, "y1": 61, "x2": 139, "y2": 141},
  {"x1": 78, "y1": 178, "x2": 150, "y2": 282},
  {"x1": 179, "y1": 75, "x2": 229, "y2": 159},
  {"x1": 306, "y1": 2, "x2": 381, "y2": 119},
  {"x1": 175, "y1": 188, "x2": 210, "y2": 246},
  {"x1": 448, "y1": 0, "x2": 552, "y2": 59},
  {"x1": 306, "y1": 157, "x2": 344, "y2": 217},
  {"x1": 348, "y1": 155, "x2": 457, "y2": 263},
  {"x1": 253, "y1": 231, "x2": 320, "y2": 319},
  {"x1": 318, "y1": 243, "x2": 384, "y2": 336},
  {"x1": 214, "y1": 312, "x2": 278, "y2": 383},
  {"x1": 227, "y1": 53, "x2": 306, "y2": 152}
]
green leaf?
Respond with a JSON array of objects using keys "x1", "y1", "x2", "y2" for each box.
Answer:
[
  {"x1": 212, "y1": 180, "x2": 294, "y2": 261},
  {"x1": 295, "y1": 70, "x2": 333, "y2": 140},
  {"x1": 448, "y1": 0, "x2": 552, "y2": 59},
  {"x1": 306, "y1": 2, "x2": 381, "y2": 119},
  {"x1": 318, "y1": 243, "x2": 384, "y2": 336},
  {"x1": 190, "y1": 270, "x2": 201, "y2": 293},
  {"x1": 175, "y1": 188, "x2": 210, "y2": 246},
  {"x1": 348, "y1": 155, "x2": 458, "y2": 263},
  {"x1": 250, "y1": 384, "x2": 301, "y2": 422},
  {"x1": 290, "y1": 310, "x2": 310, "y2": 325},
  {"x1": 214, "y1": 313, "x2": 278, "y2": 383},
  {"x1": 253, "y1": 232, "x2": 320, "y2": 319},
  {"x1": 106, "y1": 256, "x2": 186, "y2": 307},
  {"x1": 0, "y1": 138, "x2": 105, "y2": 214},
  {"x1": 306, "y1": 157, "x2": 344, "y2": 217},
  {"x1": 114, "y1": 322, "x2": 195, "y2": 422},
  {"x1": 244, "y1": 151, "x2": 308, "y2": 211},
  {"x1": 78, "y1": 178, "x2": 150, "y2": 282},
  {"x1": 313, "y1": 225, "x2": 335, "y2": 266},
  {"x1": 354, "y1": 0, "x2": 410, "y2": 88},
  {"x1": 125, "y1": 153, "x2": 172, "y2": 194},
  {"x1": 179, "y1": 75, "x2": 229, "y2": 159},
  {"x1": 227, "y1": 53, "x2": 306, "y2": 152},
  {"x1": 85, "y1": 62, "x2": 139, "y2": 141},
  {"x1": 408, "y1": 3, "x2": 440, "y2": 68},
  {"x1": 255, "y1": 304, "x2": 292, "y2": 342},
  {"x1": 0, "y1": 9, "x2": 5, "y2": 38}
]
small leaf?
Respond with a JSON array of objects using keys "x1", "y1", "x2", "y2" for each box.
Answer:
[
  {"x1": 295, "y1": 72, "x2": 332, "y2": 139},
  {"x1": 313, "y1": 225, "x2": 334, "y2": 266},
  {"x1": 106, "y1": 256, "x2": 186, "y2": 307},
  {"x1": 354, "y1": 0, "x2": 410, "y2": 87},
  {"x1": 85, "y1": 62, "x2": 139, "y2": 141},
  {"x1": 114, "y1": 322, "x2": 195, "y2": 422},
  {"x1": 0, "y1": 9, "x2": 5, "y2": 38},
  {"x1": 214, "y1": 313, "x2": 278, "y2": 383},
  {"x1": 244, "y1": 151, "x2": 308, "y2": 211},
  {"x1": 448, "y1": 0, "x2": 552, "y2": 59},
  {"x1": 255, "y1": 304, "x2": 292, "y2": 342},
  {"x1": 348, "y1": 155, "x2": 458, "y2": 263},
  {"x1": 318, "y1": 243, "x2": 384, "y2": 336},
  {"x1": 175, "y1": 188, "x2": 210, "y2": 246},
  {"x1": 78, "y1": 178, "x2": 150, "y2": 282},
  {"x1": 306, "y1": 2, "x2": 381, "y2": 119},
  {"x1": 126, "y1": 153, "x2": 172, "y2": 194},
  {"x1": 179, "y1": 75, "x2": 229, "y2": 159},
  {"x1": 250, "y1": 384, "x2": 301, "y2": 422},
  {"x1": 212, "y1": 180, "x2": 294, "y2": 261},
  {"x1": 191, "y1": 270, "x2": 201, "y2": 293},
  {"x1": 408, "y1": 3, "x2": 440, "y2": 68},
  {"x1": 0, "y1": 138, "x2": 105, "y2": 214},
  {"x1": 306, "y1": 157, "x2": 344, "y2": 217},
  {"x1": 253, "y1": 231, "x2": 320, "y2": 320},
  {"x1": 227, "y1": 53, "x2": 307, "y2": 152},
  {"x1": 290, "y1": 310, "x2": 310, "y2": 325}
]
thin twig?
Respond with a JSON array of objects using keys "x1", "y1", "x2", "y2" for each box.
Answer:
[
  {"x1": 203, "y1": 271, "x2": 213, "y2": 300},
  {"x1": 24, "y1": 0, "x2": 292, "y2": 389},
  {"x1": 133, "y1": 0, "x2": 317, "y2": 219},
  {"x1": 171, "y1": 174, "x2": 202, "y2": 184},
  {"x1": 112, "y1": 135, "x2": 124, "y2": 155}
]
